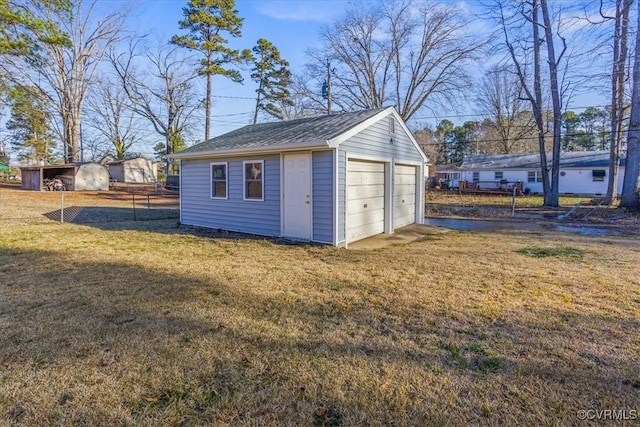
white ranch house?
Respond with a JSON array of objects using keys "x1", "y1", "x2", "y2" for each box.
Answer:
[
  {"x1": 171, "y1": 107, "x2": 427, "y2": 246},
  {"x1": 438, "y1": 151, "x2": 626, "y2": 196}
]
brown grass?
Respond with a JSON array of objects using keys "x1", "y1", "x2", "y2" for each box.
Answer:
[
  {"x1": 1, "y1": 188, "x2": 639, "y2": 425},
  {"x1": 0, "y1": 188, "x2": 178, "y2": 226}
]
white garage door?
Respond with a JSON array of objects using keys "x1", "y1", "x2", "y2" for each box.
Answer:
[
  {"x1": 394, "y1": 164, "x2": 416, "y2": 228},
  {"x1": 347, "y1": 160, "x2": 385, "y2": 242}
]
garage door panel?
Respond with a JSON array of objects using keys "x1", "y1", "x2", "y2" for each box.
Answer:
[
  {"x1": 393, "y1": 164, "x2": 417, "y2": 229},
  {"x1": 348, "y1": 161, "x2": 384, "y2": 172},
  {"x1": 393, "y1": 194, "x2": 415, "y2": 206},
  {"x1": 347, "y1": 196, "x2": 385, "y2": 213},
  {"x1": 347, "y1": 223, "x2": 384, "y2": 241},
  {"x1": 347, "y1": 184, "x2": 385, "y2": 200},
  {"x1": 394, "y1": 173, "x2": 416, "y2": 185},
  {"x1": 393, "y1": 185, "x2": 415, "y2": 195},
  {"x1": 347, "y1": 160, "x2": 386, "y2": 243},
  {"x1": 348, "y1": 172, "x2": 385, "y2": 186}
]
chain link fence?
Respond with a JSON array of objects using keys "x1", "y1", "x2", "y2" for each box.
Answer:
[{"x1": 0, "y1": 185, "x2": 179, "y2": 227}]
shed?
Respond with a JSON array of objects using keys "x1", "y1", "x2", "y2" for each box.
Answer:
[
  {"x1": 108, "y1": 157, "x2": 157, "y2": 183},
  {"x1": 20, "y1": 163, "x2": 110, "y2": 191},
  {"x1": 171, "y1": 107, "x2": 428, "y2": 246}
]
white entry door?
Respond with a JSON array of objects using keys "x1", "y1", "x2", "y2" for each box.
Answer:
[{"x1": 283, "y1": 153, "x2": 312, "y2": 240}]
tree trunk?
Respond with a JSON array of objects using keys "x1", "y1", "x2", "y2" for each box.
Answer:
[
  {"x1": 620, "y1": 1, "x2": 640, "y2": 210},
  {"x1": 541, "y1": 0, "x2": 561, "y2": 207},
  {"x1": 253, "y1": 74, "x2": 263, "y2": 125},
  {"x1": 605, "y1": 0, "x2": 632, "y2": 204},
  {"x1": 205, "y1": 72, "x2": 211, "y2": 141},
  {"x1": 529, "y1": 0, "x2": 553, "y2": 206}
]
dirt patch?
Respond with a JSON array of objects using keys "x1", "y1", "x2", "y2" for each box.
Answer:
[{"x1": 426, "y1": 190, "x2": 640, "y2": 227}]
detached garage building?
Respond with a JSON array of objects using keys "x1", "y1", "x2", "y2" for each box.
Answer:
[{"x1": 171, "y1": 107, "x2": 427, "y2": 246}]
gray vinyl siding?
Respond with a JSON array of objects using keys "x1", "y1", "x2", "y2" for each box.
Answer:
[
  {"x1": 340, "y1": 117, "x2": 425, "y2": 163},
  {"x1": 180, "y1": 155, "x2": 281, "y2": 236},
  {"x1": 337, "y1": 116, "x2": 424, "y2": 243},
  {"x1": 312, "y1": 151, "x2": 334, "y2": 243}
]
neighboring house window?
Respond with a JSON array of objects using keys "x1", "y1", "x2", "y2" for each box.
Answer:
[
  {"x1": 528, "y1": 170, "x2": 543, "y2": 183},
  {"x1": 389, "y1": 116, "x2": 395, "y2": 134},
  {"x1": 244, "y1": 160, "x2": 264, "y2": 201},
  {"x1": 495, "y1": 171, "x2": 504, "y2": 180},
  {"x1": 210, "y1": 162, "x2": 227, "y2": 199},
  {"x1": 473, "y1": 172, "x2": 479, "y2": 182},
  {"x1": 592, "y1": 169, "x2": 606, "y2": 181}
]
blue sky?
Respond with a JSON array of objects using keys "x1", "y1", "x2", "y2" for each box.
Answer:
[
  {"x1": 1, "y1": 0, "x2": 616, "y2": 162},
  {"x1": 131, "y1": 0, "x2": 353, "y2": 141}
]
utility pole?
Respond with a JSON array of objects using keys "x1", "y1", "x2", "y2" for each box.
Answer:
[
  {"x1": 325, "y1": 60, "x2": 332, "y2": 115},
  {"x1": 322, "y1": 60, "x2": 337, "y2": 115},
  {"x1": 80, "y1": 122, "x2": 84, "y2": 163}
]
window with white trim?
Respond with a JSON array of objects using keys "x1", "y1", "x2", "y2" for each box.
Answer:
[
  {"x1": 244, "y1": 160, "x2": 264, "y2": 200},
  {"x1": 210, "y1": 162, "x2": 227, "y2": 199},
  {"x1": 472, "y1": 172, "x2": 479, "y2": 182},
  {"x1": 528, "y1": 170, "x2": 543, "y2": 183},
  {"x1": 495, "y1": 171, "x2": 504, "y2": 180},
  {"x1": 592, "y1": 169, "x2": 606, "y2": 181}
]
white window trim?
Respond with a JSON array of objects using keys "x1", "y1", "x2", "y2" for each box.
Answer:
[
  {"x1": 495, "y1": 171, "x2": 504, "y2": 180},
  {"x1": 528, "y1": 170, "x2": 543, "y2": 183},
  {"x1": 210, "y1": 162, "x2": 228, "y2": 200},
  {"x1": 243, "y1": 160, "x2": 264, "y2": 201}
]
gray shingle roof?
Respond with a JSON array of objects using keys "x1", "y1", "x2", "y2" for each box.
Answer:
[
  {"x1": 174, "y1": 108, "x2": 388, "y2": 157},
  {"x1": 460, "y1": 151, "x2": 626, "y2": 169}
]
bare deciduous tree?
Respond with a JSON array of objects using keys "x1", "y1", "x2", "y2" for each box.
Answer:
[
  {"x1": 495, "y1": 0, "x2": 569, "y2": 207},
  {"x1": 476, "y1": 67, "x2": 537, "y2": 153},
  {"x1": 604, "y1": 0, "x2": 633, "y2": 204},
  {"x1": 86, "y1": 78, "x2": 143, "y2": 161},
  {"x1": 1, "y1": 0, "x2": 126, "y2": 163},
  {"x1": 620, "y1": 1, "x2": 640, "y2": 210},
  {"x1": 305, "y1": 0, "x2": 482, "y2": 121},
  {"x1": 110, "y1": 41, "x2": 200, "y2": 175}
]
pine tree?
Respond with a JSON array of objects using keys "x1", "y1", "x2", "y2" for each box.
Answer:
[
  {"x1": 6, "y1": 85, "x2": 54, "y2": 164},
  {"x1": 0, "y1": 0, "x2": 70, "y2": 56},
  {"x1": 250, "y1": 38, "x2": 292, "y2": 124},
  {"x1": 171, "y1": 0, "x2": 251, "y2": 140}
]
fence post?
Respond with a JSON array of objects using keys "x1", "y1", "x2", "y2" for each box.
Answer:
[
  {"x1": 61, "y1": 191, "x2": 64, "y2": 223},
  {"x1": 511, "y1": 187, "x2": 516, "y2": 217},
  {"x1": 132, "y1": 193, "x2": 137, "y2": 221},
  {"x1": 147, "y1": 194, "x2": 150, "y2": 210}
]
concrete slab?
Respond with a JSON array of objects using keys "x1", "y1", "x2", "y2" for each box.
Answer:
[{"x1": 348, "y1": 224, "x2": 450, "y2": 250}]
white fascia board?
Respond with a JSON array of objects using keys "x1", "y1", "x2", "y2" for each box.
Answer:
[
  {"x1": 170, "y1": 142, "x2": 329, "y2": 160},
  {"x1": 394, "y1": 110, "x2": 429, "y2": 163}
]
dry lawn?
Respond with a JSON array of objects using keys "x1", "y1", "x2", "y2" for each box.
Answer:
[
  {"x1": 0, "y1": 188, "x2": 178, "y2": 226},
  {"x1": 1, "y1": 189, "x2": 639, "y2": 426}
]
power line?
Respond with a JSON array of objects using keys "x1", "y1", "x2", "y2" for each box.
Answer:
[{"x1": 410, "y1": 105, "x2": 619, "y2": 121}]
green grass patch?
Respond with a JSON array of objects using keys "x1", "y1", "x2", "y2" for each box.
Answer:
[{"x1": 516, "y1": 245, "x2": 587, "y2": 261}]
